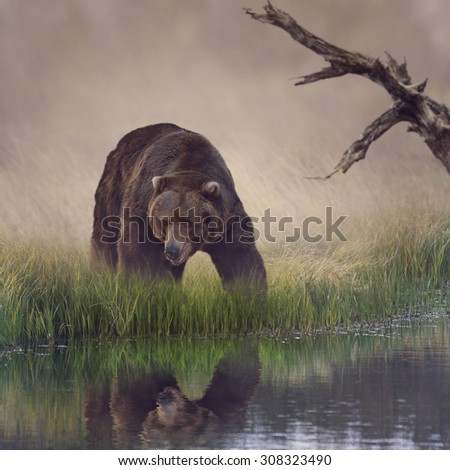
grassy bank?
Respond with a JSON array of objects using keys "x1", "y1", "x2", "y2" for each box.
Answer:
[{"x1": 0, "y1": 209, "x2": 449, "y2": 346}]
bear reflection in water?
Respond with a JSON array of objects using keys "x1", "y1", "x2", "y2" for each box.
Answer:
[
  {"x1": 141, "y1": 387, "x2": 219, "y2": 447},
  {"x1": 84, "y1": 348, "x2": 260, "y2": 449}
]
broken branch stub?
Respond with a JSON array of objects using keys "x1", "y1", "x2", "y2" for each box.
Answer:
[{"x1": 244, "y1": 2, "x2": 450, "y2": 177}]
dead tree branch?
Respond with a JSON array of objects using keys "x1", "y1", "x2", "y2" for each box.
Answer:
[{"x1": 245, "y1": 1, "x2": 450, "y2": 177}]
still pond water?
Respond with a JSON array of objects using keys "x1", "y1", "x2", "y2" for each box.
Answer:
[{"x1": 1, "y1": 313, "x2": 449, "y2": 450}]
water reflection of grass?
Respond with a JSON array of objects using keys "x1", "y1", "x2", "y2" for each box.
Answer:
[
  {"x1": 0, "y1": 210, "x2": 449, "y2": 346},
  {"x1": 0, "y1": 338, "x2": 244, "y2": 448},
  {"x1": 261, "y1": 313, "x2": 450, "y2": 386}
]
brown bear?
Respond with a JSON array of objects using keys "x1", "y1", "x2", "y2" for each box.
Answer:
[{"x1": 91, "y1": 123, "x2": 266, "y2": 292}]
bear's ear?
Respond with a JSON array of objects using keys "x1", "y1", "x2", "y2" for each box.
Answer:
[
  {"x1": 152, "y1": 176, "x2": 166, "y2": 193},
  {"x1": 202, "y1": 181, "x2": 221, "y2": 197}
]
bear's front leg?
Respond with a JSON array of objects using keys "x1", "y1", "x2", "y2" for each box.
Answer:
[
  {"x1": 204, "y1": 211, "x2": 267, "y2": 294},
  {"x1": 118, "y1": 239, "x2": 173, "y2": 281},
  {"x1": 118, "y1": 211, "x2": 177, "y2": 282}
]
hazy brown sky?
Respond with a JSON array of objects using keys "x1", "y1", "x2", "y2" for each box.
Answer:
[{"x1": 1, "y1": 0, "x2": 449, "y2": 241}]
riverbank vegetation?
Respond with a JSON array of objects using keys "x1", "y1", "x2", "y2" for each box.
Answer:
[{"x1": 0, "y1": 208, "x2": 449, "y2": 346}]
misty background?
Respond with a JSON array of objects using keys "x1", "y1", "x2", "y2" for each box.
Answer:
[{"x1": 1, "y1": 0, "x2": 449, "y2": 244}]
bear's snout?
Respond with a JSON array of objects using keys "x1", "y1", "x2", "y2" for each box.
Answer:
[
  {"x1": 164, "y1": 239, "x2": 193, "y2": 266},
  {"x1": 164, "y1": 244, "x2": 181, "y2": 263}
]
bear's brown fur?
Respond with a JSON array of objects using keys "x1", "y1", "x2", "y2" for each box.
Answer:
[{"x1": 91, "y1": 123, "x2": 266, "y2": 291}]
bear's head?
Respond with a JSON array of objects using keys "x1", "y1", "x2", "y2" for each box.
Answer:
[{"x1": 148, "y1": 174, "x2": 228, "y2": 266}]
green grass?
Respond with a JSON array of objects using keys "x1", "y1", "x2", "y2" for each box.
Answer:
[{"x1": 0, "y1": 209, "x2": 449, "y2": 346}]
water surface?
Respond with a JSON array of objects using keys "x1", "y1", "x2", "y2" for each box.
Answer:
[{"x1": 1, "y1": 313, "x2": 449, "y2": 449}]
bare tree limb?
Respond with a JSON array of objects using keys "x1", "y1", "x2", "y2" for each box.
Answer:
[
  {"x1": 293, "y1": 66, "x2": 348, "y2": 86},
  {"x1": 307, "y1": 103, "x2": 405, "y2": 180},
  {"x1": 244, "y1": 1, "x2": 450, "y2": 177}
]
